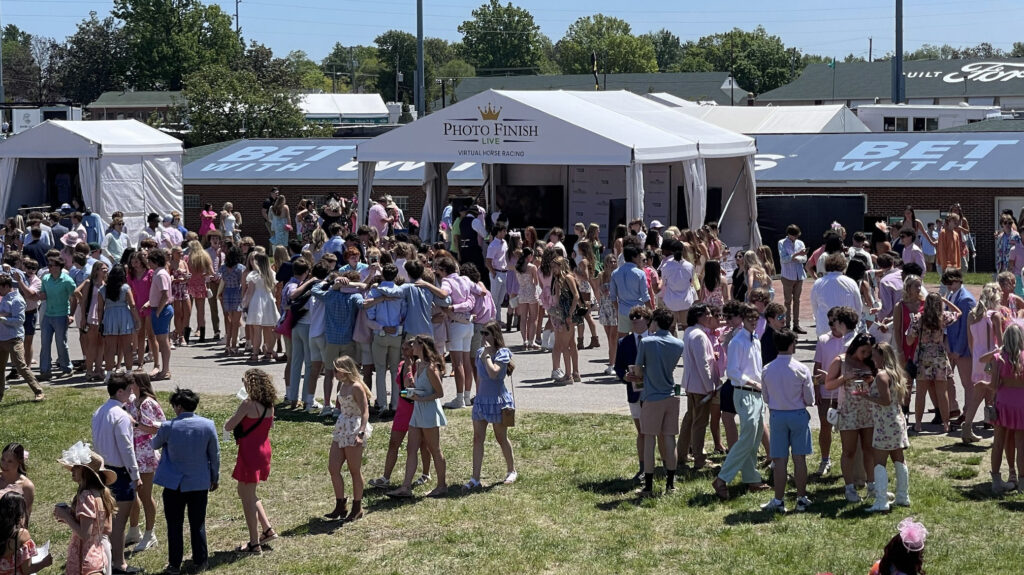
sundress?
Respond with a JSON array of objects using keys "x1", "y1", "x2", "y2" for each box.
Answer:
[
  {"x1": 907, "y1": 311, "x2": 957, "y2": 380},
  {"x1": 128, "y1": 397, "x2": 167, "y2": 473},
  {"x1": 170, "y1": 259, "x2": 191, "y2": 301},
  {"x1": 0, "y1": 535, "x2": 35, "y2": 575},
  {"x1": 837, "y1": 361, "x2": 875, "y2": 431},
  {"x1": 186, "y1": 257, "x2": 209, "y2": 299},
  {"x1": 332, "y1": 391, "x2": 372, "y2": 448},
  {"x1": 220, "y1": 264, "x2": 245, "y2": 312},
  {"x1": 472, "y1": 348, "x2": 515, "y2": 424},
  {"x1": 516, "y1": 267, "x2": 539, "y2": 305},
  {"x1": 66, "y1": 490, "x2": 110, "y2": 575},
  {"x1": 870, "y1": 377, "x2": 910, "y2": 451},
  {"x1": 598, "y1": 281, "x2": 617, "y2": 326}
]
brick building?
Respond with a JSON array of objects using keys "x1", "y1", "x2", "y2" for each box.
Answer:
[
  {"x1": 754, "y1": 132, "x2": 1024, "y2": 271},
  {"x1": 182, "y1": 138, "x2": 483, "y2": 247}
]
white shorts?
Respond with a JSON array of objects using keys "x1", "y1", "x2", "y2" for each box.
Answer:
[
  {"x1": 448, "y1": 321, "x2": 474, "y2": 353},
  {"x1": 310, "y1": 335, "x2": 326, "y2": 363},
  {"x1": 629, "y1": 401, "x2": 642, "y2": 420}
]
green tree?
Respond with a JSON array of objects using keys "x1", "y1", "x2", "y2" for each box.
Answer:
[
  {"x1": 679, "y1": 27, "x2": 794, "y2": 94},
  {"x1": 113, "y1": 0, "x2": 242, "y2": 90},
  {"x1": 433, "y1": 59, "x2": 475, "y2": 106},
  {"x1": 555, "y1": 15, "x2": 657, "y2": 74},
  {"x1": 459, "y1": 0, "x2": 543, "y2": 74},
  {"x1": 641, "y1": 29, "x2": 685, "y2": 72},
  {"x1": 50, "y1": 13, "x2": 128, "y2": 105},
  {"x1": 179, "y1": 63, "x2": 328, "y2": 146},
  {"x1": 322, "y1": 44, "x2": 379, "y2": 93},
  {"x1": 1013, "y1": 42, "x2": 1024, "y2": 58},
  {"x1": 375, "y1": 30, "x2": 423, "y2": 104},
  {"x1": 2, "y1": 24, "x2": 39, "y2": 101}
]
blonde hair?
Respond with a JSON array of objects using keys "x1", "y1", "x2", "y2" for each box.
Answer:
[
  {"x1": 252, "y1": 253, "x2": 275, "y2": 292},
  {"x1": 743, "y1": 251, "x2": 767, "y2": 283},
  {"x1": 757, "y1": 245, "x2": 776, "y2": 276},
  {"x1": 970, "y1": 282, "x2": 1001, "y2": 323},
  {"x1": 310, "y1": 228, "x2": 328, "y2": 252},
  {"x1": 272, "y1": 245, "x2": 289, "y2": 268},
  {"x1": 1002, "y1": 324, "x2": 1024, "y2": 376},
  {"x1": 186, "y1": 240, "x2": 213, "y2": 276},
  {"x1": 874, "y1": 342, "x2": 908, "y2": 404},
  {"x1": 902, "y1": 275, "x2": 923, "y2": 303},
  {"x1": 333, "y1": 356, "x2": 372, "y2": 401}
]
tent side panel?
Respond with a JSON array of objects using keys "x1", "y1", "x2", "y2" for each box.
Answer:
[
  {"x1": 142, "y1": 155, "x2": 184, "y2": 228},
  {"x1": 101, "y1": 155, "x2": 146, "y2": 234}
]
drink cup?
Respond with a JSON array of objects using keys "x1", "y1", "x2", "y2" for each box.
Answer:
[
  {"x1": 629, "y1": 365, "x2": 643, "y2": 387},
  {"x1": 236, "y1": 387, "x2": 249, "y2": 401}
]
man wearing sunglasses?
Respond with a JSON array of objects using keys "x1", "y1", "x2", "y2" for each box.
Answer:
[{"x1": 760, "y1": 302, "x2": 788, "y2": 365}]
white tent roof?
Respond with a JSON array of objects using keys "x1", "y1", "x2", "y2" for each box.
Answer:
[
  {"x1": 644, "y1": 93, "x2": 703, "y2": 108},
  {"x1": 569, "y1": 91, "x2": 755, "y2": 158},
  {"x1": 357, "y1": 89, "x2": 707, "y2": 166},
  {"x1": 299, "y1": 94, "x2": 389, "y2": 119},
  {"x1": 0, "y1": 119, "x2": 183, "y2": 158},
  {"x1": 647, "y1": 95, "x2": 869, "y2": 133}
]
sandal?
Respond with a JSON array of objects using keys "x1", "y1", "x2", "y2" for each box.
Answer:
[
  {"x1": 235, "y1": 542, "x2": 262, "y2": 554},
  {"x1": 385, "y1": 489, "x2": 414, "y2": 499},
  {"x1": 426, "y1": 486, "x2": 448, "y2": 498},
  {"x1": 463, "y1": 478, "x2": 482, "y2": 490},
  {"x1": 571, "y1": 373, "x2": 582, "y2": 384},
  {"x1": 258, "y1": 527, "x2": 278, "y2": 544},
  {"x1": 412, "y1": 474, "x2": 431, "y2": 487},
  {"x1": 32, "y1": 393, "x2": 45, "y2": 402}
]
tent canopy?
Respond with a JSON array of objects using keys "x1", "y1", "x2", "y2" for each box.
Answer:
[
  {"x1": 0, "y1": 119, "x2": 183, "y2": 233},
  {"x1": 653, "y1": 99, "x2": 869, "y2": 134},
  {"x1": 0, "y1": 119, "x2": 184, "y2": 158},
  {"x1": 298, "y1": 94, "x2": 389, "y2": 120}
]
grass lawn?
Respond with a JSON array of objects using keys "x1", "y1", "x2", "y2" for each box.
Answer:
[
  {"x1": 3, "y1": 386, "x2": 1021, "y2": 574},
  {"x1": 922, "y1": 271, "x2": 992, "y2": 286}
]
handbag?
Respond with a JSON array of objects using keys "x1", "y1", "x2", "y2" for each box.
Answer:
[
  {"x1": 233, "y1": 405, "x2": 268, "y2": 441},
  {"x1": 905, "y1": 317, "x2": 921, "y2": 380},
  {"x1": 274, "y1": 308, "x2": 294, "y2": 337},
  {"x1": 826, "y1": 399, "x2": 839, "y2": 426},
  {"x1": 501, "y1": 369, "x2": 516, "y2": 428},
  {"x1": 540, "y1": 329, "x2": 555, "y2": 350}
]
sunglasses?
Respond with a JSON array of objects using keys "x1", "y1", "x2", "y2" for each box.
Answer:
[{"x1": 775, "y1": 314, "x2": 786, "y2": 321}]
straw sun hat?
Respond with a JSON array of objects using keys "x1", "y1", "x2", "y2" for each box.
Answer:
[{"x1": 57, "y1": 441, "x2": 116, "y2": 486}]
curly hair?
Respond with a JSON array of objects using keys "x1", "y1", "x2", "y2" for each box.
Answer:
[{"x1": 243, "y1": 368, "x2": 277, "y2": 408}]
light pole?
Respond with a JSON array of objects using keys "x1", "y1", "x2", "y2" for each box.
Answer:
[{"x1": 416, "y1": 0, "x2": 424, "y2": 115}]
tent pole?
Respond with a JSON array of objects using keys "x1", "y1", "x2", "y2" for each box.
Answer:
[{"x1": 717, "y1": 161, "x2": 747, "y2": 227}]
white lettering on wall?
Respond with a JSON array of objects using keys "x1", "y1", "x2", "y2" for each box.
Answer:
[{"x1": 944, "y1": 62, "x2": 1024, "y2": 83}]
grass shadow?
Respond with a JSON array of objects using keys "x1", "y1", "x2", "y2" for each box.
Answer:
[
  {"x1": 998, "y1": 500, "x2": 1024, "y2": 512},
  {"x1": 954, "y1": 482, "x2": 1001, "y2": 502},
  {"x1": 578, "y1": 477, "x2": 637, "y2": 496},
  {"x1": 280, "y1": 516, "x2": 344, "y2": 537},
  {"x1": 443, "y1": 483, "x2": 498, "y2": 500},
  {"x1": 204, "y1": 549, "x2": 252, "y2": 570},
  {"x1": 272, "y1": 408, "x2": 333, "y2": 424},
  {"x1": 936, "y1": 442, "x2": 989, "y2": 454},
  {"x1": 723, "y1": 509, "x2": 777, "y2": 525}
]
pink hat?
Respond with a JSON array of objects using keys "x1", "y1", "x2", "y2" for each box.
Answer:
[{"x1": 61, "y1": 231, "x2": 82, "y2": 248}]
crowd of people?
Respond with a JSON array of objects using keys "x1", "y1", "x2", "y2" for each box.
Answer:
[{"x1": 0, "y1": 191, "x2": 1019, "y2": 575}]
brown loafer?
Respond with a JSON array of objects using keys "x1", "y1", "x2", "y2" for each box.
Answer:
[
  {"x1": 746, "y1": 482, "x2": 771, "y2": 492},
  {"x1": 711, "y1": 477, "x2": 729, "y2": 500}
]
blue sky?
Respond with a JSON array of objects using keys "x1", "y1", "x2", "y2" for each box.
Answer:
[{"x1": 6, "y1": 0, "x2": 1021, "y2": 63}]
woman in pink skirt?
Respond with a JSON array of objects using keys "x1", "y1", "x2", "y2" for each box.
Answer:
[{"x1": 984, "y1": 323, "x2": 1024, "y2": 494}]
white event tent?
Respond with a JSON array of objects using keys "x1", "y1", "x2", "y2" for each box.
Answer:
[
  {"x1": 355, "y1": 89, "x2": 762, "y2": 249},
  {"x1": 647, "y1": 93, "x2": 869, "y2": 134},
  {"x1": 0, "y1": 120, "x2": 183, "y2": 234}
]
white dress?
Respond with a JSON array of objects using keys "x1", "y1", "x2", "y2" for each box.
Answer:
[{"x1": 245, "y1": 271, "x2": 279, "y2": 326}]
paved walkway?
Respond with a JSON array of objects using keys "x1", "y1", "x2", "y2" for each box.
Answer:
[{"x1": 31, "y1": 279, "x2": 973, "y2": 427}]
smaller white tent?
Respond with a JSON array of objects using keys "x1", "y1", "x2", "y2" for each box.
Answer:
[
  {"x1": 299, "y1": 94, "x2": 389, "y2": 123},
  {"x1": 646, "y1": 93, "x2": 869, "y2": 133},
  {"x1": 0, "y1": 120, "x2": 183, "y2": 235}
]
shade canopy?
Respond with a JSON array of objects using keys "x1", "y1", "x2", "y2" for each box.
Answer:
[
  {"x1": 649, "y1": 98, "x2": 869, "y2": 134},
  {"x1": 0, "y1": 119, "x2": 183, "y2": 158}
]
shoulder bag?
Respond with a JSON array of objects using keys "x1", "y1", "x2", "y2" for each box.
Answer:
[
  {"x1": 233, "y1": 404, "x2": 268, "y2": 441},
  {"x1": 501, "y1": 359, "x2": 516, "y2": 428},
  {"x1": 905, "y1": 317, "x2": 921, "y2": 380}
]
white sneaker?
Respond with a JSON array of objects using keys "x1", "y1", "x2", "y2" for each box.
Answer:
[
  {"x1": 795, "y1": 496, "x2": 813, "y2": 512},
  {"x1": 603, "y1": 366, "x2": 615, "y2": 376},
  {"x1": 305, "y1": 400, "x2": 323, "y2": 413},
  {"x1": 816, "y1": 459, "x2": 832, "y2": 476},
  {"x1": 125, "y1": 526, "x2": 142, "y2": 546},
  {"x1": 319, "y1": 406, "x2": 334, "y2": 417},
  {"x1": 551, "y1": 368, "x2": 565, "y2": 380},
  {"x1": 443, "y1": 396, "x2": 466, "y2": 409},
  {"x1": 503, "y1": 470, "x2": 518, "y2": 484},
  {"x1": 845, "y1": 484, "x2": 862, "y2": 503},
  {"x1": 133, "y1": 531, "x2": 157, "y2": 552},
  {"x1": 760, "y1": 498, "x2": 786, "y2": 513}
]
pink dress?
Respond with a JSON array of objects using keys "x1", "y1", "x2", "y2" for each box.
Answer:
[
  {"x1": 186, "y1": 256, "x2": 209, "y2": 299},
  {"x1": 0, "y1": 534, "x2": 35, "y2": 575},
  {"x1": 128, "y1": 269, "x2": 153, "y2": 308},
  {"x1": 199, "y1": 210, "x2": 217, "y2": 237},
  {"x1": 970, "y1": 311, "x2": 997, "y2": 383},
  {"x1": 128, "y1": 397, "x2": 167, "y2": 473},
  {"x1": 67, "y1": 490, "x2": 110, "y2": 575}
]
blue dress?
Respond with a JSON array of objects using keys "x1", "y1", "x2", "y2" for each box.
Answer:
[
  {"x1": 409, "y1": 367, "x2": 447, "y2": 429},
  {"x1": 220, "y1": 264, "x2": 245, "y2": 311},
  {"x1": 472, "y1": 348, "x2": 515, "y2": 424},
  {"x1": 270, "y1": 213, "x2": 289, "y2": 248},
  {"x1": 100, "y1": 284, "x2": 136, "y2": 335}
]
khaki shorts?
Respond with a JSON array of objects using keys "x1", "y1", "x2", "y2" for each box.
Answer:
[
  {"x1": 325, "y1": 342, "x2": 358, "y2": 367},
  {"x1": 640, "y1": 396, "x2": 680, "y2": 436},
  {"x1": 617, "y1": 312, "x2": 633, "y2": 333}
]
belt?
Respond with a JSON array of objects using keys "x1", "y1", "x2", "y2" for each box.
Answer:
[
  {"x1": 737, "y1": 385, "x2": 762, "y2": 394},
  {"x1": 492, "y1": 269, "x2": 507, "y2": 273}
]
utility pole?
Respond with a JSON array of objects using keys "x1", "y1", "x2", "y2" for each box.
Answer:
[
  {"x1": 893, "y1": 0, "x2": 905, "y2": 103},
  {"x1": 234, "y1": 0, "x2": 241, "y2": 36},
  {"x1": 1, "y1": 0, "x2": 6, "y2": 131},
  {"x1": 869, "y1": 37, "x2": 873, "y2": 62},
  {"x1": 415, "y1": 0, "x2": 425, "y2": 116},
  {"x1": 395, "y1": 53, "x2": 400, "y2": 102},
  {"x1": 350, "y1": 46, "x2": 358, "y2": 93},
  {"x1": 729, "y1": 32, "x2": 735, "y2": 106}
]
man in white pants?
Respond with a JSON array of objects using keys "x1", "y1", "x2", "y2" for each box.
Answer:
[{"x1": 486, "y1": 222, "x2": 508, "y2": 327}]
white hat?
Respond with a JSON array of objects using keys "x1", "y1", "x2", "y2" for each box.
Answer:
[{"x1": 649, "y1": 220, "x2": 665, "y2": 229}]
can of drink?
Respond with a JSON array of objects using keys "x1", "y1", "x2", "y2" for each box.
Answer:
[
  {"x1": 221, "y1": 428, "x2": 232, "y2": 443},
  {"x1": 629, "y1": 365, "x2": 643, "y2": 388},
  {"x1": 673, "y1": 384, "x2": 681, "y2": 396},
  {"x1": 401, "y1": 389, "x2": 415, "y2": 399}
]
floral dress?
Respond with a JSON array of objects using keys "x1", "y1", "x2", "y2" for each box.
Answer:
[
  {"x1": 332, "y1": 391, "x2": 372, "y2": 448},
  {"x1": 0, "y1": 533, "x2": 35, "y2": 575},
  {"x1": 598, "y1": 280, "x2": 617, "y2": 327},
  {"x1": 908, "y1": 311, "x2": 957, "y2": 380},
  {"x1": 128, "y1": 397, "x2": 167, "y2": 473},
  {"x1": 67, "y1": 490, "x2": 111, "y2": 575},
  {"x1": 837, "y1": 361, "x2": 875, "y2": 431},
  {"x1": 869, "y1": 376, "x2": 910, "y2": 451},
  {"x1": 170, "y1": 258, "x2": 191, "y2": 301}
]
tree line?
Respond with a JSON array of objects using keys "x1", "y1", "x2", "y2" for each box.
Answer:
[{"x1": 5, "y1": 0, "x2": 1024, "y2": 145}]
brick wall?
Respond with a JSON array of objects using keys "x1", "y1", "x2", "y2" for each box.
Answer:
[
  {"x1": 759, "y1": 185, "x2": 1023, "y2": 271},
  {"x1": 182, "y1": 184, "x2": 429, "y2": 247}
]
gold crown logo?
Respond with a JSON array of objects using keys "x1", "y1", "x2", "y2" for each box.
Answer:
[{"x1": 478, "y1": 103, "x2": 502, "y2": 120}]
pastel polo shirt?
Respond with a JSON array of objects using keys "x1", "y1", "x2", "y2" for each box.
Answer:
[
  {"x1": 149, "y1": 268, "x2": 172, "y2": 308},
  {"x1": 41, "y1": 270, "x2": 77, "y2": 317},
  {"x1": 636, "y1": 329, "x2": 684, "y2": 402}
]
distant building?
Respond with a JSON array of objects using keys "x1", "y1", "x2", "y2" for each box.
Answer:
[
  {"x1": 86, "y1": 91, "x2": 182, "y2": 123},
  {"x1": 646, "y1": 94, "x2": 868, "y2": 133},
  {"x1": 757, "y1": 58, "x2": 1024, "y2": 110},
  {"x1": 437, "y1": 72, "x2": 750, "y2": 108},
  {"x1": 298, "y1": 94, "x2": 390, "y2": 126},
  {"x1": 856, "y1": 103, "x2": 1001, "y2": 132}
]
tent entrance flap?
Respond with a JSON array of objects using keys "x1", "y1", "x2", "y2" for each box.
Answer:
[
  {"x1": 421, "y1": 162, "x2": 452, "y2": 242},
  {"x1": 356, "y1": 161, "x2": 376, "y2": 226},
  {"x1": 718, "y1": 161, "x2": 747, "y2": 228}
]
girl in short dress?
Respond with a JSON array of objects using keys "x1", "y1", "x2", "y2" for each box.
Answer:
[
  {"x1": 597, "y1": 254, "x2": 619, "y2": 375},
  {"x1": 982, "y1": 323, "x2": 1024, "y2": 494},
  {"x1": 73, "y1": 262, "x2": 107, "y2": 381},
  {"x1": 574, "y1": 240, "x2": 600, "y2": 350},
  {"x1": 864, "y1": 343, "x2": 911, "y2": 512},
  {"x1": 387, "y1": 335, "x2": 449, "y2": 499},
  {"x1": 368, "y1": 340, "x2": 432, "y2": 490},
  {"x1": 825, "y1": 333, "x2": 879, "y2": 504},
  {"x1": 464, "y1": 321, "x2": 518, "y2": 489},
  {"x1": 325, "y1": 356, "x2": 372, "y2": 523},
  {"x1": 700, "y1": 260, "x2": 726, "y2": 308},
  {"x1": 219, "y1": 246, "x2": 246, "y2": 355},
  {"x1": 128, "y1": 251, "x2": 157, "y2": 372},
  {"x1": 125, "y1": 371, "x2": 166, "y2": 552},
  {"x1": 965, "y1": 283, "x2": 1004, "y2": 443},
  {"x1": 515, "y1": 247, "x2": 541, "y2": 350},
  {"x1": 169, "y1": 246, "x2": 192, "y2": 347},
  {"x1": 906, "y1": 293, "x2": 961, "y2": 433},
  {"x1": 0, "y1": 491, "x2": 51, "y2": 575},
  {"x1": 98, "y1": 264, "x2": 140, "y2": 372},
  {"x1": 55, "y1": 443, "x2": 115, "y2": 575},
  {"x1": 186, "y1": 240, "x2": 214, "y2": 344}
]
